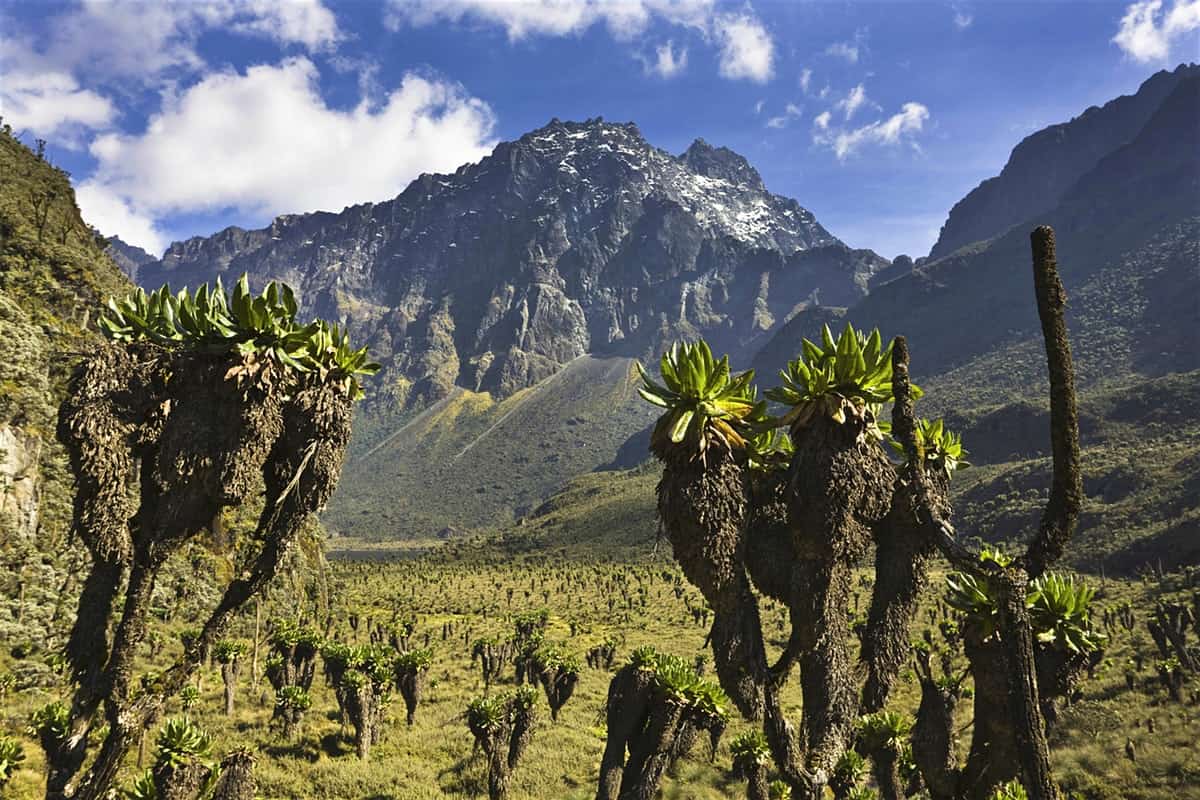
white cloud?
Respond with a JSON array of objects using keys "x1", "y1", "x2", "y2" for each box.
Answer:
[
  {"x1": 714, "y1": 12, "x2": 774, "y2": 82},
  {"x1": 953, "y1": 7, "x2": 974, "y2": 29},
  {"x1": 0, "y1": 70, "x2": 115, "y2": 144},
  {"x1": 647, "y1": 40, "x2": 688, "y2": 78},
  {"x1": 813, "y1": 110, "x2": 831, "y2": 130},
  {"x1": 754, "y1": 99, "x2": 765, "y2": 114},
  {"x1": 385, "y1": 0, "x2": 773, "y2": 83},
  {"x1": 799, "y1": 67, "x2": 813, "y2": 93},
  {"x1": 386, "y1": 0, "x2": 714, "y2": 41},
  {"x1": 813, "y1": 101, "x2": 930, "y2": 161},
  {"x1": 231, "y1": 0, "x2": 341, "y2": 50},
  {"x1": 1113, "y1": 0, "x2": 1200, "y2": 61},
  {"x1": 836, "y1": 83, "x2": 871, "y2": 120},
  {"x1": 75, "y1": 183, "x2": 169, "y2": 255},
  {"x1": 765, "y1": 102, "x2": 803, "y2": 129},
  {"x1": 3, "y1": 0, "x2": 342, "y2": 85},
  {"x1": 77, "y1": 58, "x2": 497, "y2": 253}
]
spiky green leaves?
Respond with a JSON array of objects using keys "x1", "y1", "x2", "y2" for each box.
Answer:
[
  {"x1": 0, "y1": 735, "x2": 25, "y2": 789},
  {"x1": 745, "y1": 428, "x2": 794, "y2": 472},
  {"x1": 154, "y1": 718, "x2": 212, "y2": 769},
  {"x1": 945, "y1": 551, "x2": 1105, "y2": 653},
  {"x1": 1028, "y1": 574, "x2": 1107, "y2": 654},
  {"x1": 636, "y1": 340, "x2": 762, "y2": 462},
  {"x1": 989, "y1": 780, "x2": 1029, "y2": 800},
  {"x1": 466, "y1": 686, "x2": 539, "y2": 731},
  {"x1": 99, "y1": 275, "x2": 380, "y2": 399},
  {"x1": 395, "y1": 648, "x2": 434, "y2": 674},
  {"x1": 213, "y1": 639, "x2": 248, "y2": 665},
  {"x1": 766, "y1": 323, "x2": 918, "y2": 436},
  {"x1": 28, "y1": 701, "x2": 69, "y2": 753},
  {"x1": 856, "y1": 710, "x2": 912, "y2": 752},
  {"x1": 629, "y1": 647, "x2": 730, "y2": 723},
  {"x1": 729, "y1": 730, "x2": 770, "y2": 771},
  {"x1": 888, "y1": 418, "x2": 969, "y2": 477},
  {"x1": 275, "y1": 686, "x2": 312, "y2": 713}
]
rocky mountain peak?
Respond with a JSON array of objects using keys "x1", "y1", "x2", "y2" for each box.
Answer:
[
  {"x1": 137, "y1": 118, "x2": 875, "y2": 412},
  {"x1": 681, "y1": 138, "x2": 764, "y2": 190}
]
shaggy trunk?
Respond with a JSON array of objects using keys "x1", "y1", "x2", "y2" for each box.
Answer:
[
  {"x1": 397, "y1": 669, "x2": 425, "y2": 726},
  {"x1": 911, "y1": 650, "x2": 961, "y2": 800},
  {"x1": 212, "y1": 750, "x2": 256, "y2": 800},
  {"x1": 786, "y1": 411, "x2": 893, "y2": 777},
  {"x1": 860, "y1": 474, "x2": 948, "y2": 713},
  {"x1": 222, "y1": 660, "x2": 240, "y2": 716},
  {"x1": 657, "y1": 451, "x2": 766, "y2": 720}
]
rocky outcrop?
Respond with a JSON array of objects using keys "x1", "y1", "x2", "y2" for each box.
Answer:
[{"x1": 105, "y1": 236, "x2": 157, "y2": 281}]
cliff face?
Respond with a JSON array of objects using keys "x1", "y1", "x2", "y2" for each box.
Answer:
[
  {"x1": 929, "y1": 63, "x2": 1199, "y2": 260},
  {"x1": 138, "y1": 118, "x2": 885, "y2": 412},
  {"x1": 105, "y1": 236, "x2": 156, "y2": 281}
]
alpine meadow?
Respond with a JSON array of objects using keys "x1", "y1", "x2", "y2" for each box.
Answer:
[{"x1": 1, "y1": 3, "x2": 1198, "y2": 800}]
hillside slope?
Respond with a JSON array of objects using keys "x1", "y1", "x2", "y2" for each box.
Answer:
[
  {"x1": 0, "y1": 125, "x2": 131, "y2": 641},
  {"x1": 929, "y1": 63, "x2": 1197, "y2": 260}
]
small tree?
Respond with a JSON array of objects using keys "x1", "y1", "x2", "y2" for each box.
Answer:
[
  {"x1": 43, "y1": 276, "x2": 376, "y2": 799},
  {"x1": 530, "y1": 645, "x2": 580, "y2": 722},
  {"x1": 596, "y1": 647, "x2": 730, "y2": 800},
  {"x1": 466, "y1": 687, "x2": 539, "y2": 800},
  {"x1": 340, "y1": 654, "x2": 391, "y2": 761},
  {"x1": 630, "y1": 227, "x2": 1084, "y2": 799},
  {"x1": 394, "y1": 648, "x2": 433, "y2": 725},
  {"x1": 213, "y1": 640, "x2": 248, "y2": 716}
]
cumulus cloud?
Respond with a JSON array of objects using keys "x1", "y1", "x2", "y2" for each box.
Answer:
[
  {"x1": 646, "y1": 40, "x2": 688, "y2": 78},
  {"x1": 77, "y1": 58, "x2": 497, "y2": 254},
  {"x1": 75, "y1": 183, "x2": 170, "y2": 255},
  {"x1": 0, "y1": 70, "x2": 115, "y2": 144},
  {"x1": 714, "y1": 12, "x2": 774, "y2": 82},
  {"x1": 799, "y1": 67, "x2": 813, "y2": 93},
  {"x1": 812, "y1": 102, "x2": 930, "y2": 161},
  {"x1": 1113, "y1": 0, "x2": 1200, "y2": 61},
  {"x1": 385, "y1": 0, "x2": 714, "y2": 41}
]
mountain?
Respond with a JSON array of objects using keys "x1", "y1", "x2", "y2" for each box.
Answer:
[
  {"x1": 105, "y1": 235, "x2": 157, "y2": 281},
  {"x1": 0, "y1": 126, "x2": 131, "y2": 644},
  {"x1": 137, "y1": 118, "x2": 885, "y2": 413},
  {"x1": 132, "y1": 118, "x2": 888, "y2": 535},
  {"x1": 929, "y1": 63, "x2": 1198, "y2": 260},
  {"x1": 751, "y1": 69, "x2": 1200, "y2": 572}
]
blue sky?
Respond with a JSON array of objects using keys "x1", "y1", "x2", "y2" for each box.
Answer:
[{"x1": 1, "y1": 0, "x2": 1196, "y2": 260}]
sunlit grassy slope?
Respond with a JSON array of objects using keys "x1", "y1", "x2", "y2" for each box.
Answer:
[{"x1": 324, "y1": 355, "x2": 660, "y2": 540}]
